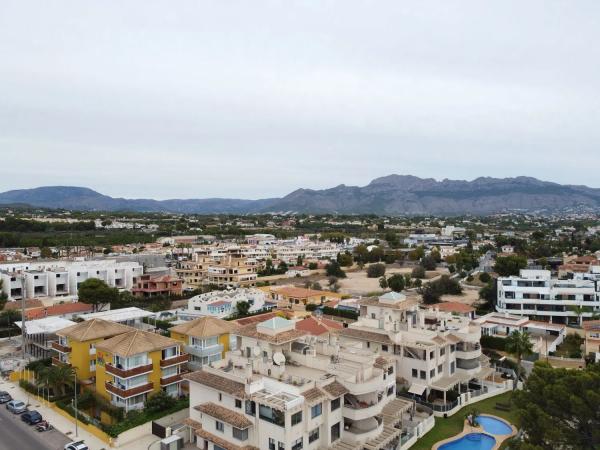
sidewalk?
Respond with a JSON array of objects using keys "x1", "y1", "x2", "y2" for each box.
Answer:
[{"x1": 0, "y1": 378, "x2": 109, "y2": 450}]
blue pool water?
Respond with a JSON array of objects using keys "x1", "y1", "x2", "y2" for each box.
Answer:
[
  {"x1": 438, "y1": 433, "x2": 496, "y2": 450},
  {"x1": 477, "y1": 416, "x2": 513, "y2": 435}
]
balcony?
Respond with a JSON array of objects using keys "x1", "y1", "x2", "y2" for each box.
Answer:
[
  {"x1": 52, "y1": 356, "x2": 71, "y2": 367},
  {"x1": 105, "y1": 381, "x2": 154, "y2": 398},
  {"x1": 184, "y1": 344, "x2": 223, "y2": 359},
  {"x1": 51, "y1": 341, "x2": 71, "y2": 353},
  {"x1": 160, "y1": 353, "x2": 189, "y2": 368},
  {"x1": 343, "y1": 400, "x2": 385, "y2": 421},
  {"x1": 160, "y1": 373, "x2": 183, "y2": 387},
  {"x1": 105, "y1": 362, "x2": 153, "y2": 378}
]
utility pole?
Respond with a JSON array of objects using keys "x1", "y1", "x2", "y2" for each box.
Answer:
[
  {"x1": 74, "y1": 370, "x2": 78, "y2": 437},
  {"x1": 20, "y1": 274, "x2": 26, "y2": 360}
]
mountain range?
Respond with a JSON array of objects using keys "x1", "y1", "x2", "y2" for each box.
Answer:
[{"x1": 1, "y1": 175, "x2": 599, "y2": 215}]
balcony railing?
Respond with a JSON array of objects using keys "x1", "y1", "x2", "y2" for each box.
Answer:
[
  {"x1": 105, "y1": 381, "x2": 154, "y2": 398},
  {"x1": 51, "y1": 341, "x2": 71, "y2": 353},
  {"x1": 160, "y1": 373, "x2": 183, "y2": 386},
  {"x1": 185, "y1": 344, "x2": 223, "y2": 359},
  {"x1": 160, "y1": 353, "x2": 189, "y2": 368},
  {"x1": 52, "y1": 356, "x2": 70, "y2": 367},
  {"x1": 105, "y1": 362, "x2": 154, "y2": 379}
]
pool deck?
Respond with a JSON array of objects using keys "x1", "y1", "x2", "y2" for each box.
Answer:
[{"x1": 432, "y1": 414, "x2": 518, "y2": 450}]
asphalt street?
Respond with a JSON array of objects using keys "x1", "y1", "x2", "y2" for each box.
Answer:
[{"x1": 0, "y1": 401, "x2": 71, "y2": 450}]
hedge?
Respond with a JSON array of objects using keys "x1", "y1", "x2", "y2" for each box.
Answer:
[{"x1": 480, "y1": 335, "x2": 507, "y2": 351}]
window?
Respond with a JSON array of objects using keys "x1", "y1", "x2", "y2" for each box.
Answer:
[
  {"x1": 420, "y1": 370, "x2": 426, "y2": 380},
  {"x1": 331, "y1": 397, "x2": 340, "y2": 411},
  {"x1": 291, "y1": 437, "x2": 303, "y2": 450},
  {"x1": 430, "y1": 369, "x2": 435, "y2": 378},
  {"x1": 451, "y1": 345, "x2": 456, "y2": 353},
  {"x1": 233, "y1": 427, "x2": 248, "y2": 441},
  {"x1": 450, "y1": 362, "x2": 455, "y2": 374},
  {"x1": 331, "y1": 422, "x2": 340, "y2": 442},
  {"x1": 259, "y1": 405, "x2": 285, "y2": 427},
  {"x1": 291, "y1": 411, "x2": 302, "y2": 426},
  {"x1": 235, "y1": 399, "x2": 242, "y2": 409},
  {"x1": 382, "y1": 345, "x2": 388, "y2": 352},
  {"x1": 387, "y1": 366, "x2": 394, "y2": 375},
  {"x1": 438, "y1": 364, "x2": 443, "y2": 374},
  {"x1": 311, "y1": 403, "x2": 322, "y2": 418},
  {"x1": 309, "y1": 428, "x2": 320, "y2": 443},
  {"x1": 245, "y1": 400, "x2": 256, "y2": 416},
  {"x1": 215, "y1": 420, "x2": 224, "y2": 432},
  {"x1": 387, "y1": 385, "x2": 394, "y2": 396},
  {"x1": 366, "y1": 342, "x2": 370, "y2": 348},
  {"x1": 440, "y1": 347, "x2": 445, "y2": 356},
  {"x1": 429, "y1": 351, "x2": 434, "y2": 359},
  {"x1": 269, "y1": 438, "x2": 276, "y2": 450},
  {"x1": 412, "y1": 368, "x2": 418, "y2": 378},
  {"x1": 278, "y1": 442, "x2": 285, "y2": 450},
  {"x1": 218, "y1": 393, "x2": 222, "y2": 401}
]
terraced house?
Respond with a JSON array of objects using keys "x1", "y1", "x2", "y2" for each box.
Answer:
[
  {"x1": 182, "y1": 316, "x2": 427, "y2": 450},
  {"x1": 170, "y1": 316, "x2": 238, "y2": 370},
  {"x1": 95, "y1": 330, "x2": 188, "y2": 411}
]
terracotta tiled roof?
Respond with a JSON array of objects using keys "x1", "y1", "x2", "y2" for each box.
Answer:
[
  {"x1": 170, "y1": 316, "x2": 238, "y2": 338},
  {"x1": 57, "y1": 318, "x2": 133, "y2": 341},
  {"x1": 195, "y1": 402, "x2": 252, "y2": 429},
  {"x1": 295, "y1": 316, "x2": 343, "y2": 336},
  {"x1": 301, "y1": 387, "x2": 327, "y2": 404},
  {"x1": 337, "y1": 327, "x2": 393, "y2": 345},
  {"x1": 96, "y1": 329, "x2": 180, "y2": 356},
  {"x1": 322, "y1": 381, "x2": 348, "y2": 398},
  {"x1": 195, "y1": 427, "x2": 259, "y2": 450},
  {"x1": 235, "y1": 323, "x2": 308, "y2": 344},
  {"x1": 445, "y1": 334, "x2": 462, "y2": 344},
  {"x1": 374, "y1": 356, "x2": 393, "y2": 369},
  {"x1": 583, "y1": 320, "x2": 600, "y2": 331},
  {"x1": 183, "y1": 418, "x2": 203, "y2": 430},
  {"x1": 183, "y1": 370, "x2": 247, "y2": 398},
  {"x1": 26, "y1": 302, "x2": 93, "y2": 320},
  {"x1": 432, "y1": 336, "x2": 447, "y2": 345},
  {"x1": 233, "y1": 312, "x2": 278, "y2": 326},
  {"x1": 3, "y1": 299, "x2": 43, "y2": 311}
]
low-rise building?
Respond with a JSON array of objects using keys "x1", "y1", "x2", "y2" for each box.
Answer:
[
  {"x1": 132, "y1": 274, "x2": 183, "y2": 298},
  {"x1": 180, "y1": 288, "x2": 272, "y2": 321},
  {"x1": 15, "y1": 317, "x2": 76, "y2": 359},
  {"x1": 582, "y1": 320, "x2": 600, "y2": 362}
]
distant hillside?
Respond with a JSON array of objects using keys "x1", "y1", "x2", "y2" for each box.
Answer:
[{"x1": 1, "y1": 176, "x2": 599, "y2": 215}]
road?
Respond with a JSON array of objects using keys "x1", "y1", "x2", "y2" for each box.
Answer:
[{"x1": 0, "y1": 402, "x2": 71, "y2": 450}]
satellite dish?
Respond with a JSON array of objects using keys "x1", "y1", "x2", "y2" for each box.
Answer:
[
  {"x1": 253, "y1": 346, "x2": 262, "y2": 357},
  {"x1": 273, "y1": 352, "x2": 286, "y2": 366}
]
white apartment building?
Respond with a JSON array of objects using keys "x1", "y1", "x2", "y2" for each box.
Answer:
[
  {"x1": 337, "y1": 292, "x2": 508, "y2": 415},
  {"x1": 179, "y1": 288, "x2": 272, "y2": 321},
  {"x1": 0, "y1": 259, "x2": 143, "y2": 301},
  {"x1": 183, "y1": 316, "x2": 432, "y2": 450},
  {"x1": 496, "y1": 269, "x2": 600, "y2": 324}
]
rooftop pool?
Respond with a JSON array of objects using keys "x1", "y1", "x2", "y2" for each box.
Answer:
[
  {"x1": 477, "y1": 415, "x2": 513, "y2": 435},
  {"x1": 438, "y1": 433, "x2": 496, "y2": 450}
]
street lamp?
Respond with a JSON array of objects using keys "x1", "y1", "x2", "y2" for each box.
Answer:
[{"x1": 70, "y1": 371, "x2": 79, "y2": 437}]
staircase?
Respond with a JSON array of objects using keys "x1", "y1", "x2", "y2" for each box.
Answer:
[{"x1": 363, "y1": 398, "x2": 414, "y2": 450}]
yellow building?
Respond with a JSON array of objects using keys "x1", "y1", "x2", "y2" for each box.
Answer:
[
  {"x1": 170, "y1": 316, "x2": 237, "y2": 371},
  {"x1": 95, "y1": 330, "x2": 188, "y2": 411},
  {"x1": 52, "y1": 319, "x2": 133, "y2": 380}
]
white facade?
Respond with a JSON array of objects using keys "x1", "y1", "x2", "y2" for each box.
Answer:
[
  {"x1": 0, "y1": 259, "x2": 143, "y2": 301},
  {"x1": 496, "y1": 269, "x2": 600, "y2": 324},
  {"x1": 180, "y1": 288, "x2": 270, "y2": 320}
]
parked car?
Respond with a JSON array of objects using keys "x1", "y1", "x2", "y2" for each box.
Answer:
[
  {"x1": 6, "y1": 400, "x2": 26, "y2": 414},
  {"x1": 64, "y1": 441, "x2": 89, "y2": 450},
  {"x1": 21, "y1": 410, "x2": 43, "y2": 425},
  {"x1": 0, "y1": 391, "x2": 12, "y2": 403}
]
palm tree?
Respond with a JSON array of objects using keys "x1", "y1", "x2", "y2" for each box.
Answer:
[
  {"x1": 40, "y1": 364, "x2": 75, "y2": 397},
  {"x1": 505, "y1": 330, "x2": 533, "y2": 379}
]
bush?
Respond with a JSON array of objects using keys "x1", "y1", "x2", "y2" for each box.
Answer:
[
  {"x1": 479, "y1": 272, "x2": 491, "y2": 283},
  {"x1": 321, "y1": 306, "x2": 358, "y2": 320},
  {"x1": 419, "y1": 275, "x2": 462, "y2": 304},
  {"x1": 480, "y1": 335, "x2": 507, "y2": 351},
  {"x1": 411, "y1": 266, "x2": 426, "y2": 279},
  {"x1": 145, "y1": 391, "x2": 177, "y2": 414},
  {"x1": 307, "y1": 262, "x2": 318, "y2": 270},
  {"x1": 367, "y1": 263, "x2": 386, "y2": 278},
  {"x1": 466, "y1": 275, "x2": 474, "y2": 282},
  {"x1": 421, "y1": 255, "x2": 437, "y2": 271},
  {"x1": 326, "y1": 262, "x2": 346, "y2": 279}
]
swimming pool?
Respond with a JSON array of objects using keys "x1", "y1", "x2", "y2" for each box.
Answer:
[
  {"x1": 477, "y1": 416, "x2": 513, "y2": 435},
  {"x1": 438, "y1": 433, "x2": 496, "y2": 450}
]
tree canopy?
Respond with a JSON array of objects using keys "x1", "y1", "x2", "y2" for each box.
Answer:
[
  {"x1": 494, "y1": 255, "x2": 528, "y2": 277},
  {"x1": 77, "y1": 278, "x2": 119, "y2": 312}
]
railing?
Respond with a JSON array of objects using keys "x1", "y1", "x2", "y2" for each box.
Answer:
[
  {"x1": 160, "y1": 353, "x2": 189, "y2": 367},
  {"x1": 184, "y1": 344, "x2": 223, "y2": 359},
  {"x1": 398, "y1": 393, "x2": 460, "y2": 413},
  {"x1": 51, "y1": 341, "x2": 71, "y2": 353},
  {"x1": 52, "y1": 356, "x2": 70, "y2": 367},
  {"x1": 105, "y1": 381, "x2": 154, "y2": 398},
  {"x1": 105, "y1": 362, "x2": 154, "y2": 379},
  {"x1": 160, "y1": 373, "x2": 183, "y2": 386}
]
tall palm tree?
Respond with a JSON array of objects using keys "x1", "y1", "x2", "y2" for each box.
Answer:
[
  {"x1": 39, "y1": 365, "x2": 76, "y2": 397},
  {"x1": 505, "y1": 330, "x2": 533, "y2": 379}
]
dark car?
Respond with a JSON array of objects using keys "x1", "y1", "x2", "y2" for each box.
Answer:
[
  {"x1": 21, "y1": 410, "x2": 43, "y2": 425},
  {"x1": 0, "y1": 391, "x2": 12, "y2": 403}
]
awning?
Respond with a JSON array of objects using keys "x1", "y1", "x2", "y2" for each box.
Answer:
[{"x1": 408, "y1": 383, "x2": 426, "y2": 395}]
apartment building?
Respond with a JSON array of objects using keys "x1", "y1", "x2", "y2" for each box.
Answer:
[
  {"x1": 176, "y1": 254, "x2": 215, "y2": 290},
  {"x1": 182, "y1": 316, "x2": 420, "y2": 450},
  {"x1": 52, "y1": 319, "x2": 133, "y2": 380},
  {"x1": 207, "y1": 255, "x2": 258, "y2": 288},
  {"x1": 0, "y1": 259, "x2": 143, "y2": 301},
  {"x1": 132, "y1": 274, "x2": 183, "y2": 298},
  {"x1": 170, "y1": 317, "x2": 238, "y2": 371},
  {"x1": 95, "y1": 330, "x2": 188, "y2": 411},
  {"x1": 336, "y1": 292, "x2": 497, "y2": 410},
  {"x1": 180, "y1": 288, "x2": 272, "y2": 321},
  {"x1": 496, "y1": 269, "x2": 600, "y2": 324}
]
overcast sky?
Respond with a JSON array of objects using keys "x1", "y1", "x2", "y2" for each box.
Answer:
[{"x1": 1, "y1": 1, "x2": 599, "y2": 199}]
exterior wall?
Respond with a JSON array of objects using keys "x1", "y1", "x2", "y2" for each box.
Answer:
[{"x1": 68, "y1": 337, "x2": 104, "y2": 381}]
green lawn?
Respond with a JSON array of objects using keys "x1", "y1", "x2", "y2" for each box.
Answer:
[{"x1": 409, "y1": 392, "x2": 519, "y2": 450}]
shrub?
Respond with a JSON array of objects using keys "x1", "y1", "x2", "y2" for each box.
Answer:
[
  {"x1": 479, "y1": 272, "x2": 491, "y2": 283},
  {"x1": 367, "y1": 263, "x2": 386, "y2": 278},
  {"x1": 411, "y1": 266, "x2": 426, "y2": 279},
  {"x1": 480, "y1": 335, "x2": 506, "y2": 351},
  {"x1": 466, "y1": 275, "x2": 474, "y2": 282},
  {"x1": 326, "y1": 261, "x2": 346, "y2": 278}
]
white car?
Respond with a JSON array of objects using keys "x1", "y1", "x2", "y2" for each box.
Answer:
[{"x1": 64, "y1": 441, "x2": 89, "y2": 450}]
